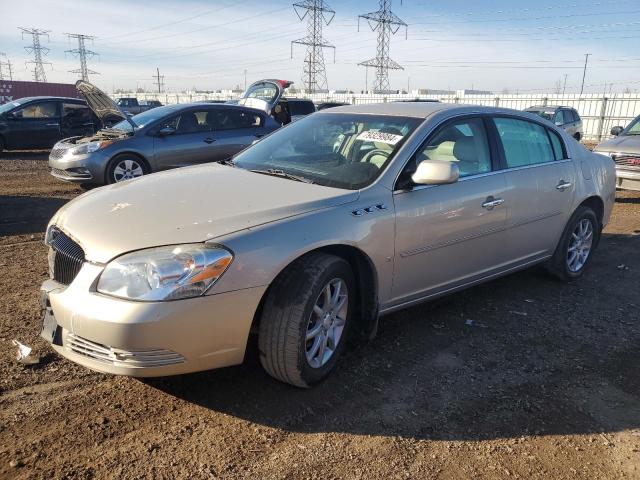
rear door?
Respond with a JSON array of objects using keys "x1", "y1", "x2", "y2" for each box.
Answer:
[
  {"x1": 391, "y1": 116, "x2": 509, "y2": 304},
  {"x1": 6, "y1": 100, "x2": 61, "y2": 149},
  {"x1": 152, "y1": 108, "x2": 218, "y2": 169},
  {"x1": 205, "y1": 107, "x2": 266, "y2": 161},
  {"x1": 493, "y1": 116, "x2": 577, "y2": 266}
]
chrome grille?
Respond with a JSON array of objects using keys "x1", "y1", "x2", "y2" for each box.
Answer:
[
  {"x1": 49, "y1": 146, "x2": 68, "y2": 161},
  {"x1": 66, "y1": 333, "x2": 184, "y2": 368},
  {"x1": 612, "y1": 154, "x2": 640, "y2": 169},
  {"x1": 48, "y1": 227, "x2": 85, "y2": 285}
]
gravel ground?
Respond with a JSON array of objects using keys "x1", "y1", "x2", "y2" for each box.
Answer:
[{"x1": 1, "y1": 153, "x2": 639, "y2": 479}]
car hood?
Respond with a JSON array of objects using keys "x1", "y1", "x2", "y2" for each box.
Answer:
[
  {"x1": 75, "y1": 80, "x2": 128, "y2": 126},
  {"x1": 50, "y1": 163, "x2": 358, "y2": 263},
  {"x1": 595, "y1": 135, "x2": 640, "y2": 155}
]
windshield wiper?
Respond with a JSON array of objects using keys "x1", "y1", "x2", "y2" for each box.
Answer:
[
  {"x1": 217, "y1": 158, "x2": 236, "y2": 167},
  {"x1": 249, "y1": 168, "x2": 314, "y2": 184}
]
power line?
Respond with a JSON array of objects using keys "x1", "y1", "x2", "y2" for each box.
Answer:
[
  {"x1": 65, "y1": 33, "x2": 99, "y2": 81},
  {"x1": 291, "y1": 0, "x2": 336, "y2": 93},
  {"x1": 358, "y1": 0, "x2": 407, "y2": 93},
  {"x1": 19, "y1": 27, "x2": 52, "y2": 82},
  {"x1": 0, "y1": 53, "x2": 13, "y2": 81}
]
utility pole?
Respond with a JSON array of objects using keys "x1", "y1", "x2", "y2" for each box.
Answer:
[
  {"x1": 244, "y1": 69, "x2": 247, "y2": 90},
  {"x1": 0, "y1": 53, "x2": 14, "y2": 81},
  {"x1": 358, "y1": 0, "x2": 408, "y2": 94},
  {"x1": 65, "y1": 33, "x2": 98, "y2": 81},
  {"x1": 562, "y1": 73, "x2": 568, "y2": 95},
  {"x1": 19, "y1": 27, "x2": 51, "y2": 82},
  {"x1": 580, "y1": 53, "x2": 591, "y2": 95},
  {"x1": 152, "y1": 67, "x2": 165, "y2": 94},
  {"x1": 291, "y1": 0, "x2": 335, "y2": 93}
]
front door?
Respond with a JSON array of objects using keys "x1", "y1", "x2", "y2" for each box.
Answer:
[
  {"x1": 391, "y1": 116, "x2": 508, "y2": 304},
  {"x1": 7, "y1": 100, "x2": 60, "y2": 149},
  {"x1": 152, "y1": 108, "x2": 220, "y2": 170},
  {"x1": 492, "y1": 116, "x2": 577, "y2": 264}
]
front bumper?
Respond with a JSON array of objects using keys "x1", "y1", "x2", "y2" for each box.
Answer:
[
  {"x1": 48, "y1": 145, "x2": 110, "y2": 184},
  {"x1": 615, "y1": 167, "x2": 640, "y2": 191},
  {"x1": 40, "y1": 262, "x2": 266, "y2": 377}
]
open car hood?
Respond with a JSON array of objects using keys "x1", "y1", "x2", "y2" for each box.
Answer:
[
  {"x1": 237, "y1": 79, "x2": 293, "y2": 114},
  {"x1": 75, "y1": 80, "x2": 129, "y2": 127}
]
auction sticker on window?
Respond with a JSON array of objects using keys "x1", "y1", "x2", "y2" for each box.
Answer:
[{"x1": 356, "y1": 130, "x2": 404, "y2": 145}]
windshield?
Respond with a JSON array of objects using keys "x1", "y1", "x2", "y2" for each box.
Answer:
[
  {"x1": 0, "y1": 101, "x2": 22, "y2": 115},
  {"x1": 528, "y1": 109, "x2": 555, "y2": 121},
  {"x1": 111, "y1": 105, "x2": 177, "y2": 132},
  {"x1": 623, "y1": 116, "x2": 640, "y2": 135},
  {"x1": 233, "y1": 113, "x2": 422, "y2": 190},
  {"x1": 243, "y1": 82, "x2": 279, "y2": 103}
]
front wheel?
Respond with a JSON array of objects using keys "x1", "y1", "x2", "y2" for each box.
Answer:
[
  {"x1": 546, "y1": 206, "x2": 599, "y2": 281},
  {"x1": 258, "y1": 253, "x2": 355, "y2": 388},
  {"x1": 106, "y1": 155, "x2": 147, "y2": 184}
]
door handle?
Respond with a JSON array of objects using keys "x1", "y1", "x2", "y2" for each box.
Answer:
[
  {"x1": 482, "y1": 196, "x2": 505, "y2": 210},
  {"x1": 203, "y1": 138, "x2": 216, "y2": 144},
  {"x1": 254, "y1": 133, "x2": 264, "y2": 138},
  {"x1": 46, "y1": 123, "x2": 60, "y2": 127},
  {"x1": 556, "y1": 181, "x2": 572, "y2": 191}
]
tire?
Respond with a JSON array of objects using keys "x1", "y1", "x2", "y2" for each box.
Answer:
[
  {"x1": 258, "y1": 253, "x2": 355, "y2": 388},
  {"x1": 546, "y1": 206, "x2": 599, "y2": 282},
  {"x1": 573, "y1": 132, "x2": 582, "y2": 142},
  {"x1": 0, "y1": 136, "x2": 5, "y2": 152},
  {"x1": 105, "y1": 154, "x2": 148, "y2": 184}
]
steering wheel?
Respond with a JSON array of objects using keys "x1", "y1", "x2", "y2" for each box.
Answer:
[{"x1": 361, "y1": 149, "x2": 390, "y2": 164}]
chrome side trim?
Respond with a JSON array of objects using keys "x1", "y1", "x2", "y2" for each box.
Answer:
[
  {"x1": 400, "y1": 224, "x2": 505, "y2": 257},
  {"x1": 380, "y1": 255, "x2": 552, "y2": 315}
]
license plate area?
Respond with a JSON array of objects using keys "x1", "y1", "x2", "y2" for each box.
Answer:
[{"x1": 40, "y1": 291, "x2": 62, "y2": 345}]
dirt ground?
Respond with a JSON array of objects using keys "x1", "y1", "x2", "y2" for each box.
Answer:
[{"x1": 1, "y1": 152, "x2": 639, "y2": 480}]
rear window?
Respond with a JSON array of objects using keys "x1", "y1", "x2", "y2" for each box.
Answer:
[{"x1": 289, "y1": 101, "x2": 315, "y2": 116}]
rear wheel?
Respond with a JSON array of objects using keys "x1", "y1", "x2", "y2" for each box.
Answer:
[
  {"x1": 546, "y1": 206, "x2": 599, "y2": 281},
  {"x1": 0, "y1": 136, "x2": 5, "y2": 152},
  {"x1": 258, "y1": 253, "x2": 355, "y2": 388},
  {"x1": 573, "y1": 132, "x2": 582, "y2": 141},
  {"x1": 106, "y1": 154, "x2": 148, "y2": 184}
]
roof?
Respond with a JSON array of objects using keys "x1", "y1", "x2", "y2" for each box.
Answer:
[
  {"x1": 525, "y1": 105, "x2": 574, "y2": 110},
  {"x1": 317, "y1": 101, "x2": 469, "y2": 118},
  {"x1": 10, "y1": 96, "x2": 84, "y2": 103}
]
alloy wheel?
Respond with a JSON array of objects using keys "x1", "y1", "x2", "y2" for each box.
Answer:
[
  {"x1": 305, "y1": 278, "x2": 348, "y2": 369},
  {"x1": 113, "y1": 159, "x2": 144, "y2": 182},
  {"x1": 567, "y1": 218, "x2": 593, "y2": 273}
]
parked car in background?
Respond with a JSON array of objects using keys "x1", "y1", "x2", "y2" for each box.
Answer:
[
  {"x1": 0, "y1": 96, "x2": 103, "y2": 151},
  {"x1": 115, "y1": 97, "x2": 163, "y2": 115},
  {"x1": 316, "y1": 101, "x2": 349, "y2": 111},
  {"x1": 40, "y1": 102, "x2": 615, "y2": 388},
  {"x1": 594, "y1": 114, "x2": 640, "y2": 191},
  {"x1": 237, "y1": 79, "x2": 315, "y2": 124},
  {"x1": 525, "y1": 105, "x2": 583, "y2": 141},
  {"x1": 49, "y1": 81, "x2": 280, "y2": 185}
]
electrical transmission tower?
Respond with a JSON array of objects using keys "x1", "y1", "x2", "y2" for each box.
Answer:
[
  {"x1": 0, "y1": 53, "x2": 14, "y2": 81},
  {"x1": 358, "y1": 0, "x2": 407, "y2": 93},
  {"x1": 153, "y1": 68, "x2": 165, "y2": 94},
  {"x1": 65, "y1": 33, "x2": 99, "y2": 81},
  {"x1": 291, "y1": 0, "x2": 335, "y2": 93},
  {"x1": 19, "y1": 28, "x2": 52, "y2": 82}
]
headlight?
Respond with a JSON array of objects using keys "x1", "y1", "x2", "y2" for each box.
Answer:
[
  {"x1": 71, "y1": 140, "x2": 113, "y2": 155},
  {"x1": 97, "y1": 244, "x2": 233, "y2": 301}
]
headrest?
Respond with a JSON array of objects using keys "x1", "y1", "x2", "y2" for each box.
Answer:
[{"x1": 453, "y1": 136, "x2": 477, "y2": 162}]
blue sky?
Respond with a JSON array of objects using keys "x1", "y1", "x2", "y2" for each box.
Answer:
[{"x1": 1, "y1": 0, "x2": 640, "y2": 93}]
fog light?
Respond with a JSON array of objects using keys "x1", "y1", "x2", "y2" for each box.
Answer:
[{"x1": 67, "y1": 167, "x2": 91, "y2": 176}]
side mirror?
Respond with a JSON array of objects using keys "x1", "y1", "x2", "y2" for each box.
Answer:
[
  {"x1": 555, "y1": 120, "x2": 564, "y2": 127},
  {"x1": 158, "y1": 126, "x2": 176, "y2": 137},
  {"x1": 411, "y1": 160, "x2": 460, "y2": 186},
  {"x1": 610, "y1": 126, "x2": 624, "y2": 136}
]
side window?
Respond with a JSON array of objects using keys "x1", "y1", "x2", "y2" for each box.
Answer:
[
  {"x1": 493, "y1": 117, "x2": 555, "y2": 168},
  {"x1": 62, "y1": 103, "x2": 93, "y2": 125},
  {"x1": 174, "y1": 110, "x2": 213, "y2": 134},
  {"x1": 572, "y1": 110, "x2": 581, "y2": 122},
  {"x1": 13, "y1": 101, "x2": 58, "y2": 119},
  {"x1": 412, "y1": 117, "x2": 492, "y2": 178},
  {"x1": 562, "y1": 110, "x2": 573, "y2": 124},
  {"x1": 289, "y1": 101, "x2": 315, "y2": 116},
  {"x1": 208, "y1": 109, "x2": 263, "y2": 130},
  {"x1": 547, "y1": 129, "x2": 567, "y2": 160}
]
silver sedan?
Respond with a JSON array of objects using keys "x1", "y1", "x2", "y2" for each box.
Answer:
[{"x1": 40, "y1": 102, "x2": 616, "y2": 387}]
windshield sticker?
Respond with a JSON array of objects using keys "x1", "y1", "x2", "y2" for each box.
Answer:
[{"x1": 356, "y1": 130, "x2": 404, "y2": 145}]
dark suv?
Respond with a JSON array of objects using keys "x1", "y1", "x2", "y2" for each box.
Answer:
[
  {"x1": 525, "y1": 106, "x2": 583, "y2": 141},
  {"x1": 0, "y1": 97, "x2": 100, "y2": 151}
]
